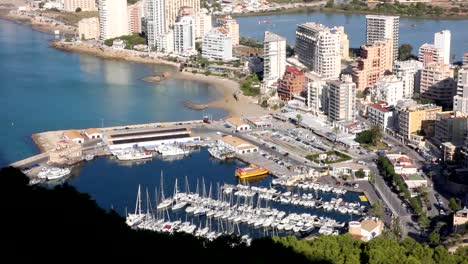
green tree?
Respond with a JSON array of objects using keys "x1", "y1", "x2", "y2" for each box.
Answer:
[
  {"x1": 325, "y1": 0, "x2": 334, "y2": 8},
  {"x1": 261, "y1": 100, "x2": 269, "y2": 108},
  {"x1": 195, "y1": 42, "x2": 202, "y2": 53},
  {"x1": 355, "y1": 169, "x2": 366, "y2": 179},
  {"x1": 429, "y1": 230, "x2": 441, "y2": 245},
  {"x1": 371, "y1": 201, "x2": 384, "y2": 219},
  {"x1": 418, "y1": 214, "x2": 430, "y2": 234},
  {"x1": 398, "y1": 44, "x2": 413, "y2": 61},
  {"x1": 75, "y1": 7, "x2": 82, "y2": 12},
  {"x1": 449, "y1": 197, "x2": 462, "y2": 211}
]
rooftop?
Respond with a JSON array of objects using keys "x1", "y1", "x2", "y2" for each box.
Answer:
[
  {"x1": 401, "y1": 173, "x2": 426, "y2": 182},
  {"x1": 85, "y1": 128, "x2": 101, "y2": 135},
  {"x1": 264, "y1": 31, "x2": 285, "y2": 42},
  {"x1": 360, "y1": 218, "x2": 383, "y2": 233},
  {"x1": 225, "y1": 117, "x2": 248, "y2": 127},
  {"x1": 63, "y1": 130, "x2": 83, "y2": 140},
  {"x1": 220, "y1": 135, "x2": 254, "y2": 148},
  {"x1": 369, "y1": 103, "x2": 391, "y2": 113},
  {"x1": 285, "y1": 66, "x2": 304, "y2": 76}
]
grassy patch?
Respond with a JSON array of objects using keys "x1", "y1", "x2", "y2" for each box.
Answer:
[
  {"x1": 361, "y1": 142, "x2": 388, "y2": 151},
  {"x1": 42, "y1": 11, "x2": 98, "y2": 26},
  {"x1": 306, "y1": 150, "x2": 351, "y2": 164}
]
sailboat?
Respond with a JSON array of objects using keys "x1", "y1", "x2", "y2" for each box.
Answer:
[
  {"x1": 157, "y1": 171, "x2": 173, "y2": 210},
  {"x1": 126, "y1": 185, "x2": 145, "y2": 227},
  {"x1": 172, "y1": 178, "x2": 188, "y2": 210}
]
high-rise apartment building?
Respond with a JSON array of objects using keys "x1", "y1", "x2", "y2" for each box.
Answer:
[
  {"x1": 63, "y1": 0, "x2": 97, "y2": 12},
  {"x1": 202, "y1": 27, "x2": 232, "y2": 61},
  {"x1": 216, "y1": 15, "x2": 239, "y2": 46},
  {"x1": 352, "y1": 39, "x2": 393, "y2": 90},
  {"x1": 277, "y1": 66, "x2": 305, "y2": 102},
  {"x1": 373, "y1": 75, "x2": 404, "y2": 106},
  {"x1": 145, "y1": 0, "x2": 165, "y2": 50},
  {"x1": 420, "y1": 63, "x2": 456, "y2": 107},
  {"x1": 164, "y1": 0, "x2": 200, "y2": 31},
  {"x1": 418, "y1": 43, "x2": 444, "y2": 67},
  {"x1": 173, "y1": 16, "x2": 196, "y2": 56},
  {"x1": 366, "y1": 15, "x2": 399, "y2": 62},
  {"x1": 195, "y1": 12, "x2": 212, "y2": 40},
  {"x1": 295, "y1": 23, "x2": 341, "y2": 79},
  {"x1": 263, "y1": 31, "x2": 286, "y2": 86},
  {"x1": 128, "y1": 2, "x2": 144, "y2": 34},
  {"x1": 463, "y1": 53, "x2": 468, "y2": 66},
  {"x1": 78, "y1": 17, "x2": 99, "y2": 40},
  {"x1": 394, "y1": 60, "x2": 424, "y2": 97},
  {"x1": 305, "y1": 72, "x2": 328, "y2": 115},
  {"x1": 97, "y1": 0, "x2": 129, "y2": 41},
  {"x1": 333, "y1": 26, "x2": 349, "y2": 60},
  {"x1": 434, "y1": 30, "x2": 451, "y2": 65},
  {"x1": 327, "y1": 74, "x2": 356, "y2": 122},
  {"x1": 454, "y1": 67, "x2": 468, "y2": 114},
  {"x1": 397, "y1": 104, "x2": 442, "y2": 140}
]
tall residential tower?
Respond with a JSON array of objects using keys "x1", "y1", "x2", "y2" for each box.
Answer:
[
  {"x1": 366, "y1": 15, "x2": 399, "y2": 62},
  {"x1": 97, "y1": 0, "x2": 129, "y2": 41},
  {"x1": 263, "y1": 31, "x2": 286, "y2": 86}
]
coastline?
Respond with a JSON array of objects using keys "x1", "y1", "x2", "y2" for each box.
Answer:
[
  {"x1": 52, "y1": 41, "x2": 180, "y2": 68},
  {"x1": 53, "y1": 41, "x2": 267, "y2": 117},
  {"x1": 157, "y1": 71, "x2": 270, "y2": 118},
  {"x1": 229, "y1": 6, "x2": 468, "y2": 20},
  {"x1": 0, "y1": 12, "x2": 75, "y2": 34}
]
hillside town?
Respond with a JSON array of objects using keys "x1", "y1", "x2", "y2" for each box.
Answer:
[{"x1": 3, "y1": 0, "x2": 468, "y2": 255}]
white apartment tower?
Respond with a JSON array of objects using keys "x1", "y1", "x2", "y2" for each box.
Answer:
[
  {"x1": 327, "y1": 74, "x2": 356, "y2": 122},
  {"x1": 373, "y1": 75, "x2": 404, "y2": 106},
  {"x1": 98, "y1": 0, "x2": 129, "y2": 41},
  {"x1": 434, "y1": 30, "x2": 451, "y2": 65},
  {"x1": 145, "y1": 0, "x2": 166, "y2": 50},
  {"x1": 394, "y1": 59, "x2": 424, "y2": 97},
  {"x1": 263, "y1": 31, "x2": 286, "y2": 86},
  {"x1": 174, "y1": 16, "x2": 196, "y2": 56},
  {"x1": 366, "y1": 15, "x2": 399, "y2": 62},
  {"x1": 295, "y1": 23, "x2": 341, "y2": 79},
  {"x1": 454, "y1": 68, "x2": 468, "y2": 114},
  {"x1": 202, "y1": 27, "x2": 232, "y2": 60}
]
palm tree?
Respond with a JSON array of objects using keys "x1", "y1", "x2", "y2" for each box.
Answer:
[{"x1": 296, "y1": 114, "x2": 302, "y2": 126}]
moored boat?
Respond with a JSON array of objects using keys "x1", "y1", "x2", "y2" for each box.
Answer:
[{"x1": 235, "y1": 164, "x2": 269, "y2": 179}]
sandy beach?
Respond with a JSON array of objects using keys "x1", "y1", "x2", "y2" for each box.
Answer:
[
  {"x1": 171, "y1": 72, "x2": 269, "y2": 118},
  {"x1": 54, "y1": 42, "x2": 268, "y2": 118}
]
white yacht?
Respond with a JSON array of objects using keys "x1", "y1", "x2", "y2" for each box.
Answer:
[
  {"x1": 115, "y1": 149, "x2": 153, "y2": 161},
  {"x1": 155, "y1": 145, "x2": 189, "y2": 157},
  {"x1": 85, "y1": 154, "x2": 94, "y2": 161},
  {"x1": 37, "y1": 167, "x2": 71, "y2": 181},
  {"x1": 207, "y1": 147, "x2": 225, "y2": 160}
]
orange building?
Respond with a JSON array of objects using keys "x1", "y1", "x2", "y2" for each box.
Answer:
[
  {"x1": 277, "y1": 66, "x2": 305, "y2": 102},
  {"x1": 352, "y1": 39, "x2": 393, "y2": 91}
]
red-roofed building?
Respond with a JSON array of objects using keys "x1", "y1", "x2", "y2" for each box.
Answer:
[
  {"x1": 367, "y1": 102, "x2": 394, "y2": 131},
  {"x1": 386, "y1": 154, "x2": 418, "y2": 175},
  {"x1": 277, "y1": 66, "x2": 305, "y2": 102}
]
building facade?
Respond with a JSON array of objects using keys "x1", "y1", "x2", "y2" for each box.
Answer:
[
  {"x1": 305, "y1": 72, "x2": 327, "y2": 115},
  {"x1": 327, "y1": 74, "x2": 356, "y2": 122},
  {"x1": 352, "y1": 39, "x2": 393, "y2": 91},
  {"x1": 127, "y1": 2, "x2": 143, "y2": 34},
  {"x1": 216, "y1": 15, "x2": 239, "y2": 46},
  {"x1": 63, "y1": 0, "x2": 97, "y2": 12},
  {"x1": 373, "y1": 75, "x2": 404, "y2": 106},
  {"x1": 397, "y1": 104, "x2": 442, "y2": 140},
  {"x1": 420, "y1": 63, "x2": 456, "y2": 107},
  {"x1": 164, "y1": 0, "x2": 200, "y2": 31},
  {"x1": 366, "y1": 15, "x2": 399, "y2": 62},
  {"x1": 333, "y1": 26, "x2": 349, "y2": 61},
  {"x1": 277, "y1": 66, "x2": 305, "y2": 102},
  {"x1": 263, "y1": 31, "x2": 286, "y2": 86},
  {"x1": 394, "y1": 59, "x2": 423, "y2": 97},
  {"x1": 195, "y1": 12, "x2": 212, "y2": 40},
  {"x1": 97, "y1": 0, "x2": 129, "y2": 41},
  {"x1": 173, "y1": 15, "x2": 196, "y2": 56},
  {"x1": 368, "y1": 103, "x2": 394, "y2": 131},
  {"x1": 434, "y1": 30, "x2": 451, "y2": 65},
  {"x1": 433, "y1": 111, "x2": 468, "y2": 146},
  {"x1": 78, "y1": 17, "x2": 99, "y2": 40},
  {"x1": 202, "y1": 27, "x2": 232, "y2": 61},
  {"x1": 418, "y1": 43, "x2": 444, "y2": 67},
  {"x1": 295, "y1": 23, "x2": 341, "y2": 79},
  {"x1": 454, "y1": 67, "x2": 468, "y2": 114},
  {"x1": 145, "y1": 0, "x2": 165, "y2": 50}
]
